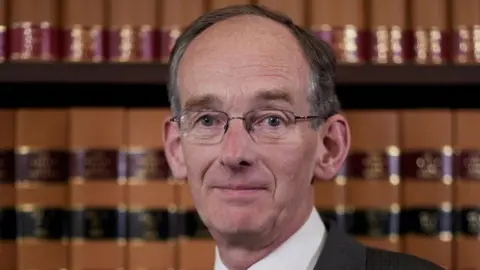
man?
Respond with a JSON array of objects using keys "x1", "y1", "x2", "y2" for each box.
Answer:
[{"x1": 163, "y1": 4, "x2": 444, "y2": 270}]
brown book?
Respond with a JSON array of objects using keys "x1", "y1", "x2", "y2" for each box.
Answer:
[
  {"x1": 9, "y1": 0, "x2": 59, "y2": 61},
  {"x1": 69, "y1": 108, "x2": 127, "y2": 270},
  {"x1": 178, "y1": 182, "x2": 216, "y2": 269},
  {"x1": 109, "y1": 0, "x2": 158, "y2": 62},
  {"x1": 208, "y1": 0, "x2": 251, "y2": 10},
  {"x1": 344, "y1": 110, "x2": 401, "y2": 252},
  {"x1": 0, "y1": 0, "x2": 6, "y2": 61},
  {"x1": 15, "y1": 109, "x2": 69, "y2": 270},
  {"x1": 451, "y1": 0, "x2": 480, "y2": 64},
  {"x1": 61, "y1": 0, "x2": 106, "y2": 62},
  {"x1": 369, "y1": 0, "x2": 410, "y2": 64},
  {"x1": 0, "y1": 110, "x2": 16, "y2": 270},
  {"x1": 256, "y1": 0, "x2": 306, "y2": 27},
  {"x1": 453, "y1": 110, "x2": 480, "y2": 270},
  {"x1": 310, "y1": 0, "x2": 367, "y2": 64},
  {"x1": 158, "y1": 0, "x2": 206, "y2": 63},
  {"x1": 400, "y1": 110, "x2": 453, "y2": 269},
  {"x1": 410, "y1": 0, "x2": 449, "y2": 64},
  {"x1": 126, "y1": 109, "x2": 176, "y2": 270}
]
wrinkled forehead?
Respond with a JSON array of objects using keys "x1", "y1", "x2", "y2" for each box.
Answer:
[{"x1": 176, "y1": 15, "x2": 310, "y2": 113}]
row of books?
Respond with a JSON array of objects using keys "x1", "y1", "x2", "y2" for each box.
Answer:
[
  {"x1": 0, "y1": 0, "x2": 478, "y2": 64},
  {"x1": 0, "y1": 108, "x2": 479, "y2": 269}
]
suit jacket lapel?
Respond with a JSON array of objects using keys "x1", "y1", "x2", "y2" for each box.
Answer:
[{"x1": 314, "y1": 218, "x2": 366, "y2": 270}]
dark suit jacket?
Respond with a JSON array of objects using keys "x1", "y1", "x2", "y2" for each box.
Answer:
[{"x1": 314, "y1": 218, "x2": 445, "y2": 270}]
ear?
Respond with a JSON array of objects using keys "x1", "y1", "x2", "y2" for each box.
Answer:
[
  {"x1": 163, "y1": 115, "x2": 187, "y2": 179},
  {"x1": 314, "y1": 113, "x2": 350, "y2": 180}
]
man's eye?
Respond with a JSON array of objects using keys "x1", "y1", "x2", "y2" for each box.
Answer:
[
  {"x1": 264, "y1": 116, "x2": 282, "y2": 127},
  {"x1": 198, "y1": 115, "x2": 217, "y2": 126}
]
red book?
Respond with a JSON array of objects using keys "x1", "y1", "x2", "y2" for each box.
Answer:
[{"x1": 9, "y1": 0, "x2": 60, "y2": 61}]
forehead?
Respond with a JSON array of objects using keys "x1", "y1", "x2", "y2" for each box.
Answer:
[{"x1": 177, "y1": 15, "x2": 309, "y2": 111}]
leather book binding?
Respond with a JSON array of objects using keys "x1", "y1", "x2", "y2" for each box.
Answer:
[
  {"x1": 369, "y1": 0, "x2": 411, "y2": 64},
  {"x1": 208, "y1": 0, "x2": 252, "y2": 10},
  {"x1": 344, "y1": 110, "x2": 401, "y2": 252},
  {"x1": 453, "y1": 110, "x2": 480, "y2": 270},
  {"x1": 109, "y1": 0, "x2": 158, "y2": 62},
  {"x1": 400, "y1": 110, "x2": 453, "y2": 269},
  {"x1": 15, "y1": 109, "x2": 69, "y2": 270},
  {"x1": 257, "y1": 0, "x2": 306, "y2": 27},
  {"x1": 61, "y1": 0, "x2": 106, "y2": 62},
  {"x1": 411, "y1": 0, "x2": 449, "y2": 64},
  {"x1": 0, "y1": 0, "x2": 5, "y2": 62},
  {"x1": 69, "y1": 108, "x2": 127, "y2": 270},
  {"x1": 0, "y1": 110, "x2": 16, "y2": 270},
  {"x1": 451, "y1": 0, "x2": 480, "y2": 64},
  {"x1": 310, "y1": 0, "x2": 367, "y2": 64},
  {"x1": 9, "y1": 0, "x2": 59, "y2": 61},
  {"x1": 158, "y1": 0, "x2": 206, "y2": 63},
  {"x1": 126, "y1": 109, "x2": 176, "y2": 270}
]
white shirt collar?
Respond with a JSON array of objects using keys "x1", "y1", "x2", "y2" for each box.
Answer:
[{"x1": 214, "y1": 207, "x2": 326, "y2": 270}]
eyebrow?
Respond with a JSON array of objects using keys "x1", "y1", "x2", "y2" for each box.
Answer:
[
  {"x1": 252, "y1": 88, "x2": 294, "y2": 106},
  {"x1": 182, "y1": 88, "x2": 294, "y2": 111},
  {"x1": 183, "y1": 94, "x2": 222, "y2": 111}
]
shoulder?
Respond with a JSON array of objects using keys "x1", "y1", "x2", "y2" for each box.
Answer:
[{"x1": 365, "y1": 247, "x2": 445, "y2": 270}]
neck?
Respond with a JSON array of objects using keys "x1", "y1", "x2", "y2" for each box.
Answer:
[{"x1": 215, "y1": 197, "x2": 314, "y2": 270}]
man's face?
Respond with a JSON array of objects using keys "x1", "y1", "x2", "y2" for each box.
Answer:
[{"x1": 164, "y1": 16, "x2": 345, "y2": 240}]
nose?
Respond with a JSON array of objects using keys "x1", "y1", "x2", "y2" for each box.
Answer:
[{"x1": 220, "y1": 120, "x2": 256, "y2": 169}]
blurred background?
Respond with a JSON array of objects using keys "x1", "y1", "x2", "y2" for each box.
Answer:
[{"x1": 0, "y1": 0, "x2": 479, "y2": 269}]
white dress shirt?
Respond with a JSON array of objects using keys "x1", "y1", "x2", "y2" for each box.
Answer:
[{"x1": 214, "y1": 207, "x2": 326, "y2": 270}]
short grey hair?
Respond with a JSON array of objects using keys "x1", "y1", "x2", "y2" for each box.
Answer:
[{"x1": 167, "y1": 4, "x2": 341, "y2": 128}]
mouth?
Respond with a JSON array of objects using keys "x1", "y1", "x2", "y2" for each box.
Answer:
[{"x1": 212, "y1": 185, "x2": 268, "y2": 199}]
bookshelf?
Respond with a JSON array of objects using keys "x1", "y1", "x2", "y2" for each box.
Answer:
[
  {"x1": 1, "y1": 63, "x2": 479, "y2": 109},
  {"x1": 0, "y1": 62, "x2": 479, "y2": 85}
]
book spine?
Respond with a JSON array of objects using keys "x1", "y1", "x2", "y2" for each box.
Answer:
[
  {"x1": 310, "y1": 0, "x2": 367, "y2": 64},
  {"x1": 451, "y1": 0, "x2": 480, "y2": 64},
  {"x1": 9, "y1": 0, "x2": 59, "y2": 61},
  {"x1": 126, "y1": 109, "x2": 177, "y2": 270},
  {"x1": 411, "y1": 0, "x2": 449, "y2": 64},
  {"x1": 15, "y1": 109, "x2": 69, "y2": 270},
  {"x1": 344, "y1": 110, "x2": 401, "y2": 252},
  {"x1": 62, "y1": 0, "x2": 106, "y2": 62},
  {"x1": 69, "y1": 108, "x2": 127, "y2": 270},
  {"x1": 453, "y1": 110, "x2": 480, "y2": 270},
  {"x1": 177, "y1": 182, "x2": 216, "y2": 269},
  {"x1": 158, "y1": 0, "x2": 206, "y2": 63},
  {"x1": 369, "y1": 0, "x2": 411, "y2": 64},
  {"x1": 0, "y1": 110, "x2": 16, "y2": 270},
  {"x1": 109, "y1": 0, "x2": 158, "y2": 62},
  {"x1": 256, "y1": 0, "x2": 306, "y2": 27},
  {"x1": 400, "y1": 110, "x2": 453, "y2": 269},
  {"x1": 208, "y1": 0, "x2": 251, "y2": 10},
  {"x1": 0, "y1": 0, "x2": 6, "y2": 62}
]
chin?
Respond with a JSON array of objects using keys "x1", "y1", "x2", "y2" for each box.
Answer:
[{"x1": 206, "y1": 203, "x2": 272, "y2": 235}]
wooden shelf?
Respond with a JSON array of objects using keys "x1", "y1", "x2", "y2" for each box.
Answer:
[
  {"x1": 0, "y1": 62, "x2": 479, "y2": 85},
  {"x1": 0, "y1": 63, "x2": 479, "y2": 109}
]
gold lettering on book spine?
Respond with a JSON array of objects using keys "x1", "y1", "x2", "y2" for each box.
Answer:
[
  {"x1": 465, "y1": 152, "x2": 480, "y2": 179},
  {"x1": 69, "y1": 25, "x2": 103, "y2": 62},
  {"x1": 373, "y1": 26, "x2": 388, "y2": 63},
  {"x1": 467, "y1": 211, "x2": 480, "y2": 234},
  {"x1": 429, "y1": 28, "x2": 443, "y2": 64},
  {"x1": 373, "y1": 26, "x2": 403, "y2": 64},
  {"x1": 415, "y1": 28, "x2": 428, "y2": 63},
  {"x1": 362, "y1": 152, "x2": 384, "y2": 179},
  {"x1": 456, "y1": 25, "x2": 471, "y2": 63},
  {"x1": 342, "y1": 25, "x2": 359, "y2": 63},
  {"x1": 474, "y1": 25, "x2": 480, "y2": 63}
]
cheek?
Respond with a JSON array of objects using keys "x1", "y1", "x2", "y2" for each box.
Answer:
[
  {"x1": 183, "y1": 145, "x2": 215, "y2": 183},
  {"x1": 264, "y1": 143, "x2": 316, "y2": 190}
]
